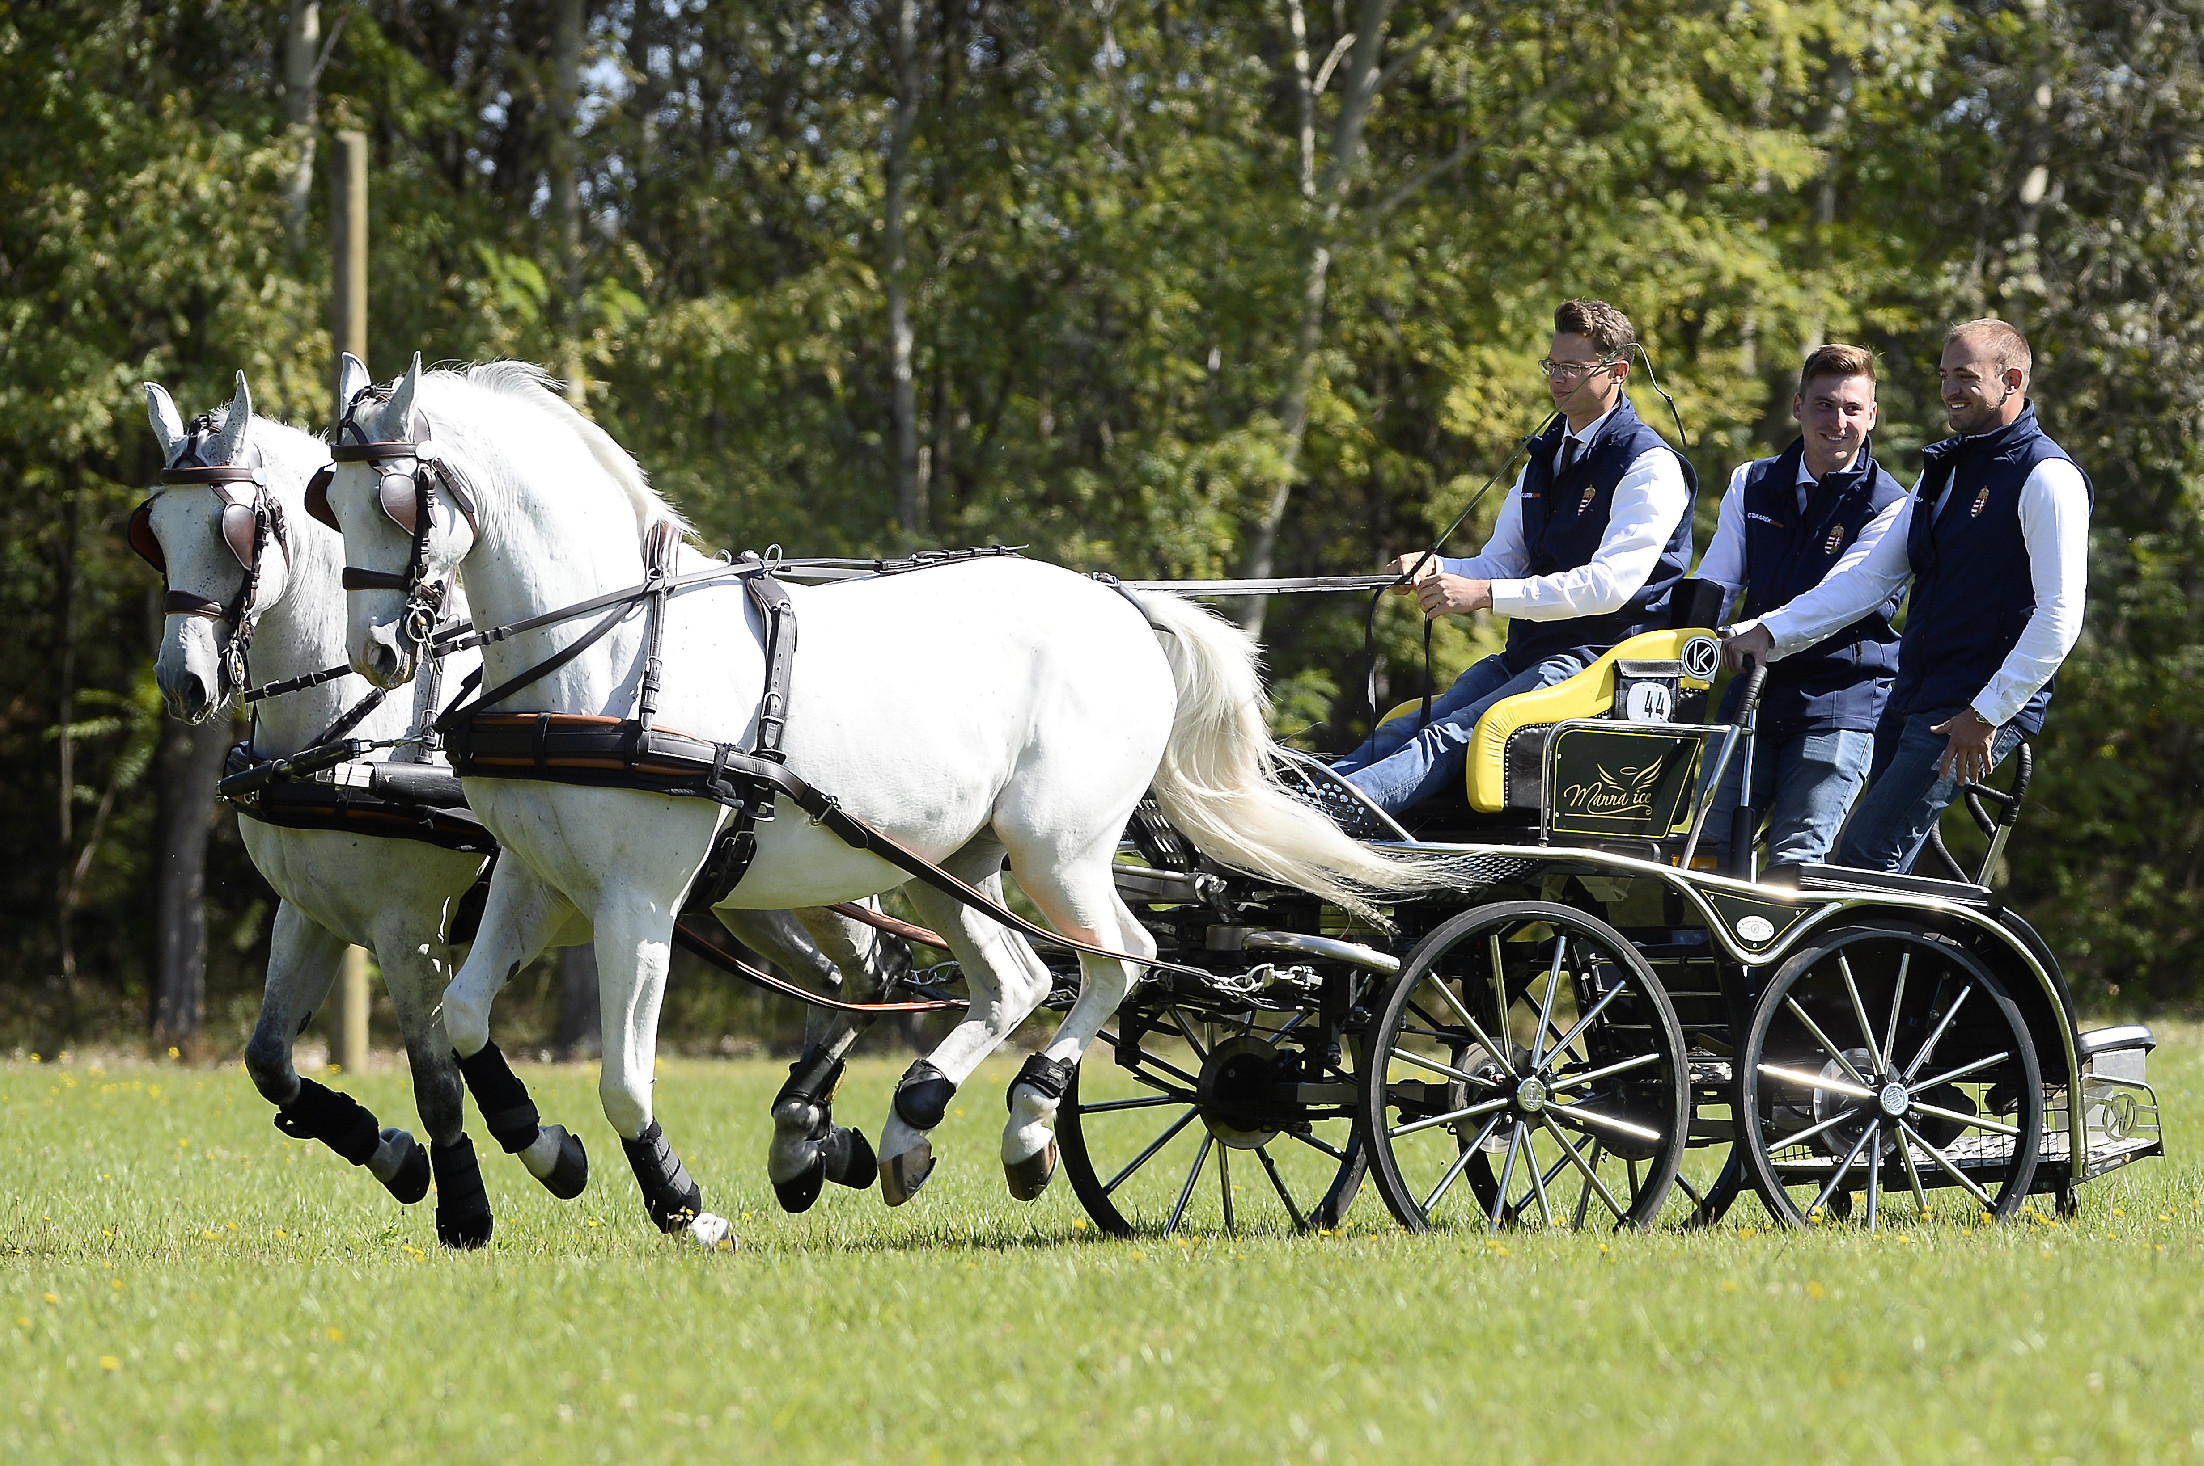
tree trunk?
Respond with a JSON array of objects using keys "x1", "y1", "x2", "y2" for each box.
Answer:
[
  {"x1": 280, "y1": 1, "x2": 320, "y2": 254},
  {"x1": 53, "y1": 475, "x2": 80, "y2": 987},
  {"x1": 1240, "y1": 0, "x2": 1394, "y2": 638},
  {"x1": 152, "y1": 712, "x2": 235, "y2": 1044},
  {"x1": 883, "y1": 0, "x2": 925, "y2": 539},
  {"x1": 550, "y1": 0, "x2": 587, "y2": 406},
  {"x1": 554, "y1": 943, "x2": 601, "y2": 1059}
]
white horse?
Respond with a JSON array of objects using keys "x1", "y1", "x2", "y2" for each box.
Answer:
[
  {"x1": 145, "y1": 376, "x2": 907, "y2": 1236},
  {"x1": 141, "y1": 374, "x2": 524, "y2": 1247},
  {"x1": 323, "y1": 355, "x2": 1441, "y2": 1239}
]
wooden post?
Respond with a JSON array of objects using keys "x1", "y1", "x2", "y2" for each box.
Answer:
[
  {"x1": 331, "y1": 129, "x2": 372, "y2": 1072},
  {"x1": 338, "y1": 945, "x2": 371, "y2": 1074},
  {"x1": 331, "y1": 129, "x2": 368, "y2": 389}
]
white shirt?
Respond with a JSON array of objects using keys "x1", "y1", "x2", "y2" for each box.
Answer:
[
  {"x1": 1737, "y1": 449, "x2": 2090, "y2": 728},
  {"x1": 1695, "y1": 449, "x2": 1908, "y2": 623},
  {"x1": 1439, "y1": 401, "x2": 1693, "y2": 620}
]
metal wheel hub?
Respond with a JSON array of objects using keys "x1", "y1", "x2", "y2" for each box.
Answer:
[
  {"x1": 1196, "y1": 1035, "x2": 1292, "y2": 1150},
  {"x1": 1877, "y1": 1081, "x2": 1910, "y2": 1118},
  {"x1": 1514, "y1": 1075, "x2": 1549, "y2": 1114}
]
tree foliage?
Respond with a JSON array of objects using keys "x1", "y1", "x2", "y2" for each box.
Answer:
[{"x1": 2, "y1": 0, "x2": 2200, "y2": 1039}]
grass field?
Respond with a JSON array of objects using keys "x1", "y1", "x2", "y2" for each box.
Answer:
[{"x1": 6, "y1": 1032, "x2": 2204, "y2": 1465}]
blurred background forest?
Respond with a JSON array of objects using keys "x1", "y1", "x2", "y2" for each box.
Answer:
[{"x1": 3, "y1": 0, "x2": 2202, "y2": 1053}]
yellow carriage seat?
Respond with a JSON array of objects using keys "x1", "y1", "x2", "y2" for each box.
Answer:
[{"x1": 1381, "y1": 627, "x2": 1721, "y2": 812}]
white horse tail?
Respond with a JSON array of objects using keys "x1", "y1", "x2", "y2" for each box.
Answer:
[{"x1": 1130, "y1": 590, "x2": 1454, "y2": 924}]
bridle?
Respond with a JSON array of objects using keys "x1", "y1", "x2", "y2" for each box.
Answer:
[
  {"x1": 127, "y1": 415, "x2": 291, "y2": 695},
  {"x1": 306, "y1": 380, "x2": 482, "y2": 658}
]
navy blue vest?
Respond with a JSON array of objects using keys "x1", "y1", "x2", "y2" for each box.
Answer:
[
  {"x1": 1717, "y1": 439, "x2": 1902, "y2": 735},
  {"x1": 1893, "y1": 404, "x2": 2090, "y2": 736},
  {"x1": 1503, "y1": 396, "x2": 1697, "y2": 673}
]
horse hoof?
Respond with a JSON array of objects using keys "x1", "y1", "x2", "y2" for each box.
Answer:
[
  {"x1": 823, "y1": 1126, "x2": 877, "y2": 1190},
  {"x1": 377, "y1": 1128, "x2": 432, "y2": 1205},
  {"x1": 772, "y1": 1150, "x2": 826, "y2": 1215},
  {"x1": 1005, "y1": 1139, "x2": 1059, "y2": 1202},
  {"x1": 879, "y1": 1142, "x2": 935, "y2": 1207},
  {"x1": 536, "y1": 1125, "x2": 589, "y2": 1201},
  {"x1": 687, "y1": 1212, "x2": 739, "y2": 1252}
]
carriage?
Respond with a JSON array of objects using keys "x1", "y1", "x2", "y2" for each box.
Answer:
[{"x1": 1048, "y1": 580, "x2": 2163, "y2": 1236}]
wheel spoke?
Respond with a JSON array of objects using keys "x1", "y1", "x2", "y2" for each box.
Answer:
[
  {"x1": 1546, "y1": 1051, "x2": 1660, "y2": 1091},
  {"x1": 1217, "y1": 1144, "x2": 1235, "y2": 1233},
  {"x1": 1911, "y1": 1099, "x2": 2019, "y2": 1138},
  {"x1": 1422, "y1": 1114, "x2": 1499, "y2": 1216},
  {"x1": 1167, "y1": 1007, "x2": 1212, "y2": 1063},
  {"x1": 1421, "y1": 969, "x2": 1513, "y2": 1079},
  {"x1": 1285, "y1": 1128, "x2": 1346, "y2": 1162},
  {"x1": 1865, "y1": 1124, "x2": 1883, "y2": 1231},
  {"x1": 1388, "y1": 1093, "x2": 1511, "y2": 1140},
  {"x1": 1911, "y1": 1050, "x2": 2011, "y2": 1092},
  {"x1": 1783, "y1": 998, "x2": 1874, "y2": 1090},
  {"x1": 1765, "y1": 1103, "x2": 1866, "y2": 1155},
  {"x1": 1523, "y1": 1130, "x2": 1558, "y2": 1228},
  {"x1": 1080, "y1": 1092, "x2": 1190, "y2": 1114},
  {"x1": 1901, "y1": 983, "x2": 1975, "y2": 1083},
  {"x1": 1898, "y1": 1118, "x2": 1995, "y2": 1212},
  {"x1": 1550, "y1": 1101, "x2": 1662, "y2": 1144},
  {"x1": 1882, "y1": 952, "x2": 1911, "y2": 1067},
  {"x1": 1491, "y1": 1123, "x2": 1524, "y2": 1234},
  {"x1": 1838, "y1": 955, "x2": 1887, "y2": 1071},
  {"x1": 1390, "y1": 1046, "x2": 1499, "y2": 1087},
  {"x1": 1570, "y1": 1137, "x2": 1605, "y2": 1228},
  {"x1": 1809, "y1": 1121, "x2": 1877, "y2": 1219},
  {"x1": 1758, "y1": 1062, "x2": 1874, "y2": 1101},
  {"x1": 1164, "y1": 1131, "x2": 1214, "y2": 1237},
  {"x1": 1897, "y1": 1125, "x2": 1933, "y2": 1218},
  {"x1": 1254, "y1": 1145, "x2": 1308, "y2": 1231},
  {"x1": 1102, "y1": 1107, "x2": 1199, "y2": 1195},
  {"x1": 1539, "y1": 1116, "x2": 1625, "y2": 1221},
  {"x1": 1531, "y1": 935, "x2": 1568, "y2": 1068},
  {"x1": 1540, "y1": 977, "x2": 1631, "y2": 1071},
  {"x1": 1489, "y1": 934, "x2": 1511, "y2": 1056}
]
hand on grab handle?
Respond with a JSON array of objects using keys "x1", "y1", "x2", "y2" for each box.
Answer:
[
  {"x1": 1721, "y1": 624, "x2": 1774, "y2": 673},
  {"x1": 1931, "y1": 708, "x2": 1999, "y2": 785}
]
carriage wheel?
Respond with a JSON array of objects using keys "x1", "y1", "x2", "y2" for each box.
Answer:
[
  {"x1": 1357, "y1": 901, "x2": 1689, "y2": 1233},
  {"x1": 1737, "y1": 923, "x2": 2043, "y2": 1228},
  {"x1": 1059, "y1": 1003, "x2": 1365, "y2": 1238}
]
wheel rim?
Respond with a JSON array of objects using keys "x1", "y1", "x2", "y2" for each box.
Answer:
[
  {"x1": 1059, "y1": 1003, "x2": 1364, "y2": 1238},
  {"x1": 1359, "y1": 901, "x2": 1689, "y2": 1233},
  {"x1": 1739, "y1": 925, "x2": 2044, "y2": 1228}
]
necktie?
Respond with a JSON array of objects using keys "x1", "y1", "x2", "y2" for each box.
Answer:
[{"x1": 1560, "y1": 437, "x2": 1581, "y2": 472}]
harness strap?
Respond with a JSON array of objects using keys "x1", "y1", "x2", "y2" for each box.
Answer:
[
  {"x1": 432, "y1": 596, "x2": 637, "y2": 734},
  {"x1": 668, "y1": 917, "x2": 963, "y2": 1014},
  {"x1": 746, "y1": 570, "x2": 797, "y2": 761}
]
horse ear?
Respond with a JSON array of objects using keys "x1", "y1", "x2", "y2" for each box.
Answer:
[
  {"x1": 206, "y1": 371, "x2": 253, "y2": 463},
  {"x1": 387, "y1": 352, "x2": 423, "y2": 440},
  {"x1": 145, "y1": 382, "x2": 187, "y2": 465},
  {"x1": 335, "y1": 352, "x2": 370, "y2": 420}
]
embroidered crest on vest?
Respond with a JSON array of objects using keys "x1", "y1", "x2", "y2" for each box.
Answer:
[
  {"x1": 1578, "y1": 484, "x2": 1597, "y2": 512},
  {"x1": 1823, "y1": 524, "x2": 1845, "y2": 554},
  {"x1": 1970, "y1": 485, "x2": 1990, "y2": 518}
]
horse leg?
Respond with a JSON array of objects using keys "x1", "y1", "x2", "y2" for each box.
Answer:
[
  {"x1": 595, "y1": 896, "x2": 729, "y2": 1245},
  {"x1": 993, "y1": 840, "x2": 1156, "y2": 1202},
  {"x1": 716, "y1": 908, "x2": 879, "y2": 1212},
  {"x1": 247, "y1": 902, "x2": 430, "y2": 1205},
  {"x1": 876, "y1": 845, "x2": 1055, "y2": 1206},
  {"x1": 788, "y1": 904, "x2": 911, "y2": 1192},
  {"x1": 443, "y1": 860, "x2": 590, "y2": 1233},
  {"x1": 372, "y1": 903, "x2": 503, "y2": 1249}
]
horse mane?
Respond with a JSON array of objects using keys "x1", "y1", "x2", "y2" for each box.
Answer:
[{"x1": 456, "y1": 361, "x2": 691, "y2": 539}]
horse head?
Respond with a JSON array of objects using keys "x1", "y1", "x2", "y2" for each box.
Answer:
[
  {"x1": 319, "y1": 352, "x2": 483, "y2": 689},
  {"x1": 138, "y1": 372, "x2": 297, "y2": 723}
]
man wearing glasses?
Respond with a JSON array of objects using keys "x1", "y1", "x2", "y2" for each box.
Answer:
[
  {"x1": 1333, "y1": 299, "x2": 1697, "y2": 814},
  {"x1": 1693, "y1": 344, "x2": 1907, "y2": 871},
  {"x1": 1721, "y1": 320, "x2": 2091, "y2": 874}
]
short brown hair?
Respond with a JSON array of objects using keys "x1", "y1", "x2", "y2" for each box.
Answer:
[
  {"x1": 1554, "y1": 299, "x2": 1635, "y2": 359},
  {"x1": 1798, "y1": 343, "x2": 1878, "y2": 395},
  {"x1": 1946, "y1": 318, "x2": 2032, "y2": 380}
]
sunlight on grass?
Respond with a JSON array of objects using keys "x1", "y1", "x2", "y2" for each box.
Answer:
[{"x1": 4, "y1": 1029, "x2": 2204, "y2": 1463}]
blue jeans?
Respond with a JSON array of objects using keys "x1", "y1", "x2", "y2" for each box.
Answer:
[
  {"x1": 1334, "y1": 653, "x2": 1587, "y2": 814},
  {"x1": 1700, "y1": 728, "x2": 1875, "y2": 869},
  {"x1": 1833, "y1": 707, "x2": 2027, "y2": 873}
]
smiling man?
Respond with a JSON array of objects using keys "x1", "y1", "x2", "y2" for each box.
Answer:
[
  {"x1": 1694, "y1": 345, "x2": 1907, "y2": 871},
  {"x1": 1332, "y1": 299, "x2": 1696, "y2": 814},
  {"x1": 1722, "y1": 320, "x2": 2092, "y2": 874}
]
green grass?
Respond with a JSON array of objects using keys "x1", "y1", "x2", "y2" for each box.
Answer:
[{"x1": 5, "y1": 1034, "x2": 2204, "y2": 1465}]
